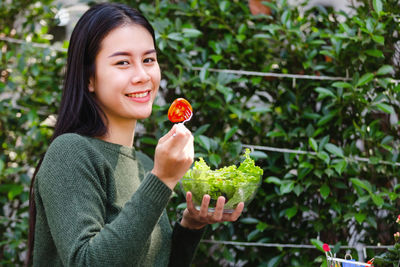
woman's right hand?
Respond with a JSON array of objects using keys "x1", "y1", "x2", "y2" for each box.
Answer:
[{"x1": 151, "y1": 123, "x2": 194, "y2": 190}]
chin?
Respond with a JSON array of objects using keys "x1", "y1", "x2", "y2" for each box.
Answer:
[{"x1": 134, "y1": 112, "x2": 152, "y2": 120}]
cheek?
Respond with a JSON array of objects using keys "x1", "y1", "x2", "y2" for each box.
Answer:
[
  {"x1": 96, "y1": 69, "x2": 126, "y2": 91},
  {"x1": 152, "y1": 66, "x2": 161, "y2": 87}
]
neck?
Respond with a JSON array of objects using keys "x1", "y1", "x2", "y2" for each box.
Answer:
[{"x1": 99, "y1": 119, "x2": 137, "y2": 147}]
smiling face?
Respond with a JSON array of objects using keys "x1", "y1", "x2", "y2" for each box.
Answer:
[{"x1": 89, "y1": 23, "x2": 160, "y2": 128}]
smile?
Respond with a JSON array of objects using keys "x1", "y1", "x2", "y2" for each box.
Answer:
[{"x1": 125, "y1": 91, "x2": 150, "y2": 98}]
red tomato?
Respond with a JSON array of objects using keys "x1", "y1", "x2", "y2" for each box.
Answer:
[{"x1": 168, "y1": 98, "x2": 193, "y2": 123}]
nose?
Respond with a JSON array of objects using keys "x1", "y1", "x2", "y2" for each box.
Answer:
[{"x1": 131, "y1": 64, "x2": 151, "y2": 84}]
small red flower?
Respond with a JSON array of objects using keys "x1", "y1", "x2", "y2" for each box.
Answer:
[
  {"x1": 323, "y1": 243, "x2": 330, "y2": 252},
  {"x1": 396, "y1": 215, "x2": 400, "y2": 224}
]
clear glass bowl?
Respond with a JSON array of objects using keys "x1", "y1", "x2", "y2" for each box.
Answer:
[{"x1": 180, "y1": 170, "x2": 261, "y2": 213}]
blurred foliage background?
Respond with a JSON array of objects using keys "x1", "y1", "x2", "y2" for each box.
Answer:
[{"x1": 1, "y1": 0, "x2": 400, "y2": 266}]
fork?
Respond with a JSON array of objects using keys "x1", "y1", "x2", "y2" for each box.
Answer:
[
  {"x1": 172, "y1": 109, "x2": 192, "y2": 137},
  {"x1": 182, "y1": 109, "x2": 193, "y2": 124}
]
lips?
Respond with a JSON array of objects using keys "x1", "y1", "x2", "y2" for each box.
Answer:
[
  {"x1": 125, "y1": 91, "x2": 150, "y2": 98},
  {"x1": 125, "y1": 90, "x2": 152, "y2": 103}
]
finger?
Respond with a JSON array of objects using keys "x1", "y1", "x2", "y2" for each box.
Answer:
[
  {"x1": 186, "y1": 191, "x2": 197, "y2": 213},
  {"x1": 226, "y1": 202, "x2": 244, "y2": 221},
  {"x1": 173, "y1": 123, "x2": 192, "y2": 139},
  {"x1": 213, "y1": 196, "x2": 225, "y2": 221},
  {"x1": 182, "y1": 135, "x2": 194, "y2": 160},
  {"x1": 158, "y1": 124, "x2": 179, "y2": 144},
  {"x1": 199, "y1": 194, "x2": 210, "y2": 218}
]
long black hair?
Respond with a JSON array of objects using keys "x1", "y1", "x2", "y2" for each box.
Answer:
[{"x1": 26, "y1": 3, "x2": 156, "y2": 265}]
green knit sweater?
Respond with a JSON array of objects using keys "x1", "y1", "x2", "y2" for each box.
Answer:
[{"x1": 33, "y1": 133, "x2": 203, "y2": 267}]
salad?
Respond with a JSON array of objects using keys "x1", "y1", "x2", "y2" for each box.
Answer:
[{"x1": 181, "y1": 149, "x2": 263, "y2": 210}]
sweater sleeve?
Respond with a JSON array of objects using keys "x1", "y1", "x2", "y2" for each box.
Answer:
[
  {"x1": 36, "y1": 134, "x2": 172, "y2": 266},
  {"x1": 168, "y1": 222, "x2": 205, "y2": 267},
  {"x1": 136, "y1": 150, "x2": 205, "y2": 266}
]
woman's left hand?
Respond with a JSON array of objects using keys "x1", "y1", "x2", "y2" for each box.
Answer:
[{"x1": 180, "y1": 191, "x2": 244, "y2": 230}]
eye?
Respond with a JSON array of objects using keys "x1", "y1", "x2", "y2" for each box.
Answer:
[
  {"x1": 143, "y1": 57, "x2": 156, "y2": 64},
  {"x1": 116, "y1": 60, "x2": 129, "y2": 66}
]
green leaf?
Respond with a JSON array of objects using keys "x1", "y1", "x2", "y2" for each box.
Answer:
[
  {"x1": 332, "y1": 82, "x2": 352, "y2": 88},
  {"x1": 365, "y1": 49, "x2": 384, "y2": 58},
  {"x1": 210, "y1": 55, "x2": 223, "y2": 63},
  {"x1": 199, "y1": 62, "x2": 210, "y2": 83},
  {"x1": 373, "y1": 0, "x2": 383, "y2": 14},
  {"x1": 265, "y1": 176, "x2": 281, "y2": 185},
  {"x1": 223, "y1": 126, "x2": 238, "y2": 143},
  {"x1": 299, "y1": 161, "x2": 313, "y2": 169},
  {"x1": 256, "y1": 222, "x2": 268, "y2": 232},
  {"x1": 219, "y1": 1, "x2": 230, "y2": 12},
  {"x1": 309, "y1": 138, "x2": 318, "y2": 152},
  {"x1": 280, "y1": 181, "x2": 295, "y2": 194},
  {"x1": 374, "y1": 103, "x2": 395, "y2": 114},
  {"x1": 167, "y1": 32, "x2": 183, "y2": 41},
  {"x1": 139, "y1": 137, "x2": 157, "y2": 145},
  {"x1": 371, "y1": 194, "x2": 384, "y2": 207},
  {"x1": 310, "y1": 239, "x2": 325, "y2": 253},
  {"x1": 285, "y1": 206, "x2": 298, "y2": 219},
  {"x1": 196, "y1": 135, "x2": 212, "y2": 151},
  {"x1": 193, "y1": 124, "x2": 210, "y2": 137},
  {"x1": 250, "y1": 151, "x2": 268, "y2": 159},
  {"x1": 320, "y1": 183, "x2": 330, "y2": 199},
  {"x1": 324, "y1": 143, "x2": 344, "y2": 158},
  {"x1": 176, "y1": 203, "x2": 187, "y2": 210},
  {"x1": 356, "y1": 73, "x2": 374, "y2": 87},
  {"x1": 267, "y1": 255, "x2": 283, "y2": 267},
  {"x1": 376, "y1": 65, "x2": 394, "y2": 76},
  {"x1": 0, "y1": 160, "x2": 4, "y2": 174},
  {"x1": 372, "y1": 35, "x2": 384, "y2": 45},
  {"x1": 357, "y1": 195, "x2": 370, "y2": 204},
  {"x1": 355, "y1": 213, "x2": 367, "y2": 224},
  {"x1": 293, "y1": 184, "x2": 303, "y2": 196},
  {"x1": 209, "y1": 153, "x2": 221, "y2": 167},
  {"x1": 240, "y1": 217, "x2": 260, "y2": 224},
  {"x1": 247, "y1": 229, "x2": 260, "y2": 241},
  {"x1": 315, "y1": 87, "x2": 336, "y2": 99},
  {"x1": 317, "y1": 151, "x2": 330, "y2": 165},
  {"x1": 250, "y1": 106, "x2": 272, "y2": 113},
  {"x1": 182, "y1": 28, "x2": 203, "y2": 38},
  {"x1": 317, "y1": 112, "x2": 336, "y2": 126},
  {"x1": 350, "y1": 178, "x2": 372, "y2": 193},
  {"x1": 366, "y1": 217, "x2": 378, "y2": 229},
  {"x1": 281, "y1": 10, "x2": 290, "y2": 25},
  {"x1": 7, "y1": 184, "x2": 23, "y2": 200},
  {"x1": 253, "y1": 33, "x2": 271, "y2": 39},
  {"x1": 333, "y1": 159, "x2": 347, "y2": 174}
]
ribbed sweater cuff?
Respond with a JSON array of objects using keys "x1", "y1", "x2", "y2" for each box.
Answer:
[{"x1": 139, "y1": 173, "x2": 172, "y2": 205}]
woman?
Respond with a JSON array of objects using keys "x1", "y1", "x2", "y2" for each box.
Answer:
[{"x1": 27, "y1": 3, "x2": 243, "y2": 266}]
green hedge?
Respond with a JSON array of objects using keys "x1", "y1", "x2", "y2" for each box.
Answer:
[{"x1": 1, "y1": 0, "x2": 399, "y2": 266}]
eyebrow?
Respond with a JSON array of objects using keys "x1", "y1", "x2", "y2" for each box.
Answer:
[{"x1": 108, "y1": 49, "x2": 157, "y2": 58}]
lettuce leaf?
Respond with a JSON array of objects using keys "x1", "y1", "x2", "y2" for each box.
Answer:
[{"x1": 182, "y1": 149, "x2": 263, "y2": 210}]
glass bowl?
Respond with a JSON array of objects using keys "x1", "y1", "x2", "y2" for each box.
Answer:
[{"x1": 180, "y1": 169, "x2": 261, "y2": 213}]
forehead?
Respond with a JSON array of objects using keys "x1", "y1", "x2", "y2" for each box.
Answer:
[{"x1": 99, "y1": 24, "x2": 155, "y2": 55}]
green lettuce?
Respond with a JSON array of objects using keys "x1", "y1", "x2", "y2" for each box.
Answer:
[{"x1": 182, "y1": 149, "x2": 263, "y2": 210}]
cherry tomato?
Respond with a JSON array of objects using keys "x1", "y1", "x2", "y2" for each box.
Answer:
[{"x1": 168, "y1": 98, "x2": 193, "y2": 123}]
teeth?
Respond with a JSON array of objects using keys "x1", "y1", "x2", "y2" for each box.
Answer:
[{"x1": 126, "y1": 91, "x2": 149, "y2": 98}]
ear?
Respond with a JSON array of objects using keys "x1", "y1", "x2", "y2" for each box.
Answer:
[{"x1": 88, "y1": 77, "x2": 95, "y2": 93}]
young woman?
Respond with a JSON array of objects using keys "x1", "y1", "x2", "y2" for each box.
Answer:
[{"x1": 27, "y1": 3, "x2": 244, "y2": 267}]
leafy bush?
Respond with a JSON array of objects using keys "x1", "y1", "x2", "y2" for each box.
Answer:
[
  {"x1": 0, "y1": 0, "x2": 64, "y2": 264},
  {"x1": 1, "y1": 0, "x2": 400, "y2": 266}
]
